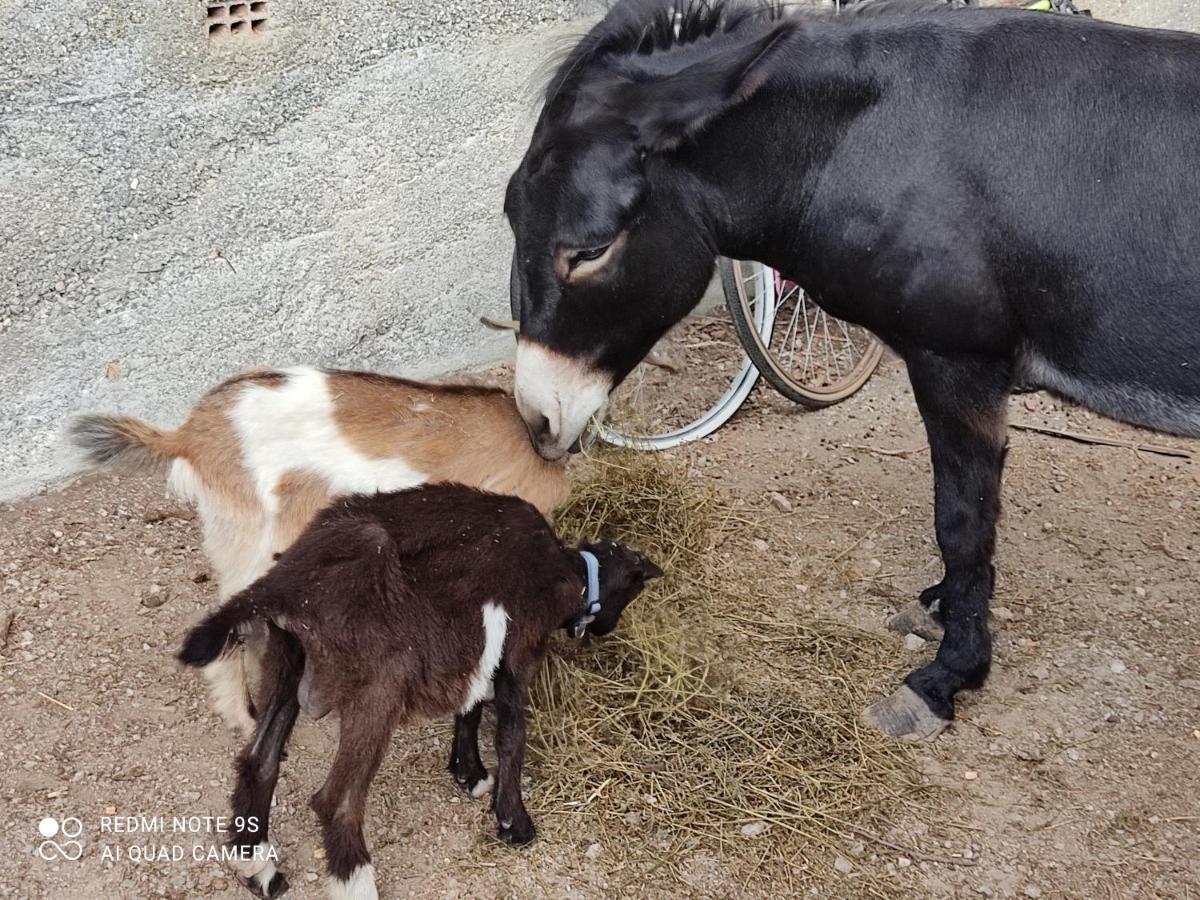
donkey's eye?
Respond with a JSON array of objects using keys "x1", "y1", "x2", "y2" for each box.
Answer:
[
  {"x1": 569, "y1": 245, "x2": 611, "y2": 269},
  {"x1": 557, "y1": 233, "x2": 625, "y2": 281}
]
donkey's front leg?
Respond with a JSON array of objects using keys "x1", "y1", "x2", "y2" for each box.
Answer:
[
  {"x1": 491, "y1": 662, "x2": 535, "y2": 846},
  {"x1": 868, "y1": 350, "x2": 1010, "y2": 741}
]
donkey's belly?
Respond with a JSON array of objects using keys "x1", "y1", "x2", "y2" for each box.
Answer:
[{"x1": 1020, "y1": 348, "x2": 1200, "y2": 439}]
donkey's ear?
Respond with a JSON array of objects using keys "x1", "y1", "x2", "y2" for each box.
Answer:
[{"x1": 623, "y1": 23, "x2": 794, "y2": 153}]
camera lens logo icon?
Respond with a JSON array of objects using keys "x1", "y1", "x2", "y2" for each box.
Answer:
[{"x1": 37, "y1": 816, "x2": 84, "y2": 861}]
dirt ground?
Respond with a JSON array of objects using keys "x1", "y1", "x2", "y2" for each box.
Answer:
[{"x1": 1, "y1": 356, "x2": 1198, "y2": 899}]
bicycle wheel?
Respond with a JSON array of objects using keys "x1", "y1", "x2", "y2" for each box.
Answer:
[
  {"x1": 594, "y1": 286, "x2": 773, "y2": 451},
  {"x1": 721, "y1": 258, "x2": 883, "y2": 408}
]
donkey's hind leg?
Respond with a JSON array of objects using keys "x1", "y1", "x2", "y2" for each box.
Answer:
[
  {"x1": 868, "y1": 350, "x2": 1009, "y2": 741},
  {"x1": 229, "y1": 628, "x2": 303, "y2": 897}
]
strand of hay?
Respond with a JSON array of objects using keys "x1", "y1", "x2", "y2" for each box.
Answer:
[{"x1": 528, "y1": 447, "x2": 923, "y2": 891}]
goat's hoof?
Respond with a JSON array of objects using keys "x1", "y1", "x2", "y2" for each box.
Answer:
[
  {"x1": 886, "y1": 601, "x2": 944, "y2": 642},
  {"x1": 238, "y1": 871, "x2": 289, "y2": 898},
  {"x1": 467, "y1": 773, "x2": 494, "y2": 799},
  {"x1": 497, "y1": 814, "x2": 535, "y2": 847},
  {"x1": 864, "y1": 685, "x2": 951, "y2": 742},
  {"x1": 450, "y1": 764, "x2": 492, "y2": 798}
]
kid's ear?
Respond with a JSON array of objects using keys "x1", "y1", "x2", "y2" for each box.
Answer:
[{"x1": 640, "y1": 558, "x2": 665, "y2": 581}]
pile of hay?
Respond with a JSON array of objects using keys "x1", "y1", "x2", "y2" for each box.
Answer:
[{"x1": 527, "y1": 448, "x2": 921, "y2": 889}]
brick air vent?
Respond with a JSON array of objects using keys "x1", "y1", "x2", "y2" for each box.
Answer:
[{"x1": 207, "y1": 1, "x2": 268, "y2": 43}]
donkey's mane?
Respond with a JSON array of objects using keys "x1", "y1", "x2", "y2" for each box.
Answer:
[{"x1": 542, "y1": 0, "x2": 959, "y2": 107}]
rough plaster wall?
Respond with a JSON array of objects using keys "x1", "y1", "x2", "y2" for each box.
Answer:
[
  {"x1": 0, "y1": 0, "x2": 602, "y2": 498},
  {"x1": 1, "y1": 0, "x2": 1196, "y2": 498}
]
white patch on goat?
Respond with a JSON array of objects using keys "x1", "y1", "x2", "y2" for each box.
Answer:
[
  {"x1": 470, "y1": 774, "x2": 494, "y2": 799},
  {"x1": 202, "y1": 653, "x2": 256, "y2": 738},
  {"x1": 328, "y1": 864, "x2": 378, "y2": 900},
  {"x1": 461, "y1": 603, "x2": 509, "y2": 713},
  {"x1": 170, "y1": 458, "x2": 275, "y2": 597},
  {"x1": 232, "y1": 367, "x2": 428, "y2": 516},
  {"x1": 514, "y1": 341, "x2": 612, "y2": 460},
  {"x1": 230, "y1": 841, "x2": 277, "y2": 883}
]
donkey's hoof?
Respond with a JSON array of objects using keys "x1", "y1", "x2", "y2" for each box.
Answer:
[
  {"x1": 865, "y1": 686, "x2": 951, "y2": 742},
  {"x1": 886, "y1": 601, "x2": 945, "y2": 642}
]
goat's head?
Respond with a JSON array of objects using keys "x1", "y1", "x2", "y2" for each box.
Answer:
[{"x1": 573, "y1": 539, "x2": 663, "y2": 637}]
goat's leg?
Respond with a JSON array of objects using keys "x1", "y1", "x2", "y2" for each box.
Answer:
[
  {"x1": 867, "y1": 350, "x2": 1009, "y2": 742},
  {"x1": 229, "y1": 629, "x2": 303, "y2": 898},
  {"x1": 310, "y1": 699, "x2": 393, "y2": 900},
  {"x1": 491, "y1": 663, "x2": 535, "y2": 846},
  {"x1": 448, "y1": 702, "x2": 491, "y2": 798}
]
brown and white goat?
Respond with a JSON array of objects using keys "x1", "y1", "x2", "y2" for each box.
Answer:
[
  {"x1": 70, "y1": 367, "x2": 569, "y2": 735},
  {"x1": 178, "y1": 483, "x2": 661, "y2": 900}
]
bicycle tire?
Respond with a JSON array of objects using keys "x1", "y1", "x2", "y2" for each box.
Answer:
[
  {"x1": 721, "y1": 258, "x2": 883, "y2": 408},
  {"x1": 594, "y1": 277, "x2": 775, "y2": 450}
]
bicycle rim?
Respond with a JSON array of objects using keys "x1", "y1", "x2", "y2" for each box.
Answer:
[
  {"x1": 723, "y1": 258, "x2": 883, "y2": 408},
  {"x1": 595, "y1": 283, "x2": 774, "y2": 451}
]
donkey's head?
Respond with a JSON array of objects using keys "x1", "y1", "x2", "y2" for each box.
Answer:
[{"x1": 506, "y1": 1, "x2": 794, "y2": 459}]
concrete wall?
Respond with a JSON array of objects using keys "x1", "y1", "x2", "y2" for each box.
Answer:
[
  {"x1": 1, "y1": 0, "x2": 1196, "y2": 498},
  {"x1": 0, "y1": 0, "x2": 600, "y2": 498}
]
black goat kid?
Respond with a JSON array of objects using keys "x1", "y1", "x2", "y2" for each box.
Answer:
[{"x1": 179, "y1": 484, "x2": 661, "y2": 900}]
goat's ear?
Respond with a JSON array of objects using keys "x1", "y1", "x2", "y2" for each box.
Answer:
[
  {"x1": 598, "y1": 23, "x2": 794, "y2": 154},
  {"x1": 639, "y1": 558, "x2": 665, "y2": 581}
]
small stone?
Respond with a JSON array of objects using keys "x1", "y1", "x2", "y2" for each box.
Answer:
[
  {"x1": 963, "y1": 770, "x2": 979, "y2": 781},
  {"x1": 903, "y1": 634, "x2": 927, "y2": 652},
  {"x1": 897, "y1": 856, "x2": 912, "y2": 868},
  {"x1": 1042, "y1": 521, "x2": 1054, "y2": 532},
  {"x1": 105, "y1": 806, "x2": 117, "y2": 815},
  {"x1": 752, "y1": 538, "x2": 769, "y2": 553},
  {"x1": 1024, "y1": 886, "x2": 1042, "y2": 899},
  {"x1": 304, "y1": 873, "x2": 318, "y2": 883},
  {"x1": 768, "y1": 492, "x2": 792, "y2": 513},
  {"x1": 192, "y1": 571, "x2": 210, "y2": 584},
  {"x1": 1066, "y1": 748, "x2": 1080, "y2": 761},
  {"x1": 977, "y1": 888, "x2": 993, "y2": 898},
  {"x1": 140, "y1": 585, "x2": 169, "y2": 608},
  {"x1": 740, "y1": 820, "x2": 769, "y2": 838},
  {"x1": 54, "y1": 280, "x2": 66, "y2": 292},
  {"x1": 1134, "y1": 586, "x2": 1147, "y2": 598},
  {"x1": 1109, "y1": 659, "x2": 1127, "y2": 675},
  {"x1": 833, "y1": 856, "x2": 853, "y2": 875},
  {"x1": 992, "y1": 606, "x2": 1015, "y2": 621},
  {"x1": 313, "y1": 848, "x2": 326, "y2": 860},
  {"x1": 585, "y1": 842, "x2": 603, "y2": 859},
  {"x1": 848, "y1": 842, "x2": 866, "y2": 857}
]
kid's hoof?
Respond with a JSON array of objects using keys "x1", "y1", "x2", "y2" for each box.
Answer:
[
  {"x1": 886, "y1": 601, "x2": 945, "y2": 642},
  {"x1": 238, "y1": 871, "x2": 288, "y2": 899},
  {"x1": 468, "y1": 773, "x2": 494, "y2": 799},
  {"x1": 451, "y1": 764, "x2": 492, "y2": 798},
  {"x1": 497, "y1": 815, "x2": 535, "y2": 847},
  {"x1": 865, "y1": 686, "x2": 951, "y2": 742}
]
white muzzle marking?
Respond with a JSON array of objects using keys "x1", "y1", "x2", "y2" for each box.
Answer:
[{"x1": 514, "y1": 341, "x2": 612, "y2": 459}]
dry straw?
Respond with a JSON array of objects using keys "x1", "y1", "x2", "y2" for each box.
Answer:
[{"x1": 527, "y1": 447, "x2": 923, "y2": 891}]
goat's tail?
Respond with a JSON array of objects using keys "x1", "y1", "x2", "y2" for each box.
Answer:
[
  {"x1": 178, "y1": 591, "x2": 263, "y2": 668},
  {"x1": 68, "y1": 414, "x2": 179, "y2": 471}
]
